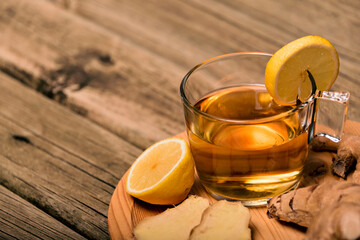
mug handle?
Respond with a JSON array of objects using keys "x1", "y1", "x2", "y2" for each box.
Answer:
[
  {"x1": 305, "y1": 71, "x2": 350, "y2": 143},
  {"x1": 313, "y1": 91, "x2": 350, "y2": 142}
]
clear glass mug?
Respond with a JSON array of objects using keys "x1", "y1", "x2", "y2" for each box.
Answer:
[{"x1": 180, "y1": 52, "x2": 349, "y2": 206}]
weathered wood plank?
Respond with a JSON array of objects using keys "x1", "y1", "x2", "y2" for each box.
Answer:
[
  {"x1": 0, "y1": 0, "x2": 186, "y2": 149},
  {"x1": 0, "y1": 185, "x2": 86, "y2": 240},
  {"x1": 50, "y1": 0, "x2": 360, "y2": 120},
  {"x1": 0, "y1": 72, "x2": 141, "y2": 239},
  {"x1": 50, "y1": 0, "x2": 360, "y2": 64}
]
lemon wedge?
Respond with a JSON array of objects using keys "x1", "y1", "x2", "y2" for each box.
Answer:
[
  {"x1": 126, "y1": 137, "x2": 195, "y2": 205},
  {"x1": 265, "y1": 35, "x2": 339, "y2": 105}
]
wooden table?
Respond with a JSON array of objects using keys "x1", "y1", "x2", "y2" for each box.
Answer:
[{"x1": 0, "y1": 1, "x2": 359, "y2": 239}]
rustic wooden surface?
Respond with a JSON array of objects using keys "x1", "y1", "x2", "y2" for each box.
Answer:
[
  {"x1": 0, "y1": 0, "x2": 359, "y2": 239},
  {"x1": 0, "y1": 185, "x2": 86, "y2": 240}
]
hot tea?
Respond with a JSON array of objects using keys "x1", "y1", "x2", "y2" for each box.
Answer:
[{"x1": 187, "y1": 85, "x2": 308, "y2": 201}]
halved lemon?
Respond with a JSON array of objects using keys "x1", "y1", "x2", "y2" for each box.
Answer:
[
  {"x1": 126, "y1": 137, "x2": 195, "y2": 205},
  {"x1": 265, "y1": 35, "x2": 339, "y2": 105}
]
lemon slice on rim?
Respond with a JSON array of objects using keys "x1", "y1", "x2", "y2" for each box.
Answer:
[
  {"x1": 126, "y1": 137, "x2": 195, "y2": 205},
  {"x1": 265, "y1": 35, "x2": 339, "y2": 105}
]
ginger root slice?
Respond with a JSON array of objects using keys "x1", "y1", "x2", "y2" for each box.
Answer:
[
  {"x1": 133, "y1": 195, "x2": 209, "y2": 240},
  {"x1": 267, "y1": 181, "x2": 360, "y2": 239},
  {"x1": 190, "y1": 200, "x2": 251, "y2": 240},
  {"x1": 133, "y1": 196, "x2": 252, "y2": 240}
]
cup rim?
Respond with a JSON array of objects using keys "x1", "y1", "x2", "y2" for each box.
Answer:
[{"x1": 180, "y1": 52, "x2": 311, "y2": 124}]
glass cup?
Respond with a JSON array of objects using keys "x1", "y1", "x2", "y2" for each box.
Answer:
[{"x1": 180, "y1": 52, "x2": 349, "y2": 206}]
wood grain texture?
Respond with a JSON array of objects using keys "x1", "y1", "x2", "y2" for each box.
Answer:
[
  {"x1": 0, "y1": 185, "x2": 86, "y2": 240},
  {"x1": 108, "y1": 120, "x2": 360, "y2": 240},
  {"x1": 0, "y1": 0, "x2": 359, "y2": 150},
  {"x1": 0, "y1": 0, "x2": 185, "y2": 149},
  {"x1": 49, "y1": 0, "x2": 360, "y2": 119},
  {"x1": 0, "y1": 72, "x2": 141, "y2": 239}
]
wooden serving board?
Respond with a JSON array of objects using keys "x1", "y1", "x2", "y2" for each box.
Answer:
[{"x1": 108, "y1": 121, "x2": 360, "y2": 240}]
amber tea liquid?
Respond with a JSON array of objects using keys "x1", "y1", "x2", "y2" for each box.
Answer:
[{"x1": 187, "y1": 85, "x2": 308, "y2": 202}]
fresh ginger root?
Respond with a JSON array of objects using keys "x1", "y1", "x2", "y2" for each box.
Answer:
[
  {"x1": 267, "y1": 181, "x2": 360, "y2": 240},
  {"x1": 133, "y1": 195, "x2": 209, "y2": 240},
  {"x1": 189, "y1": 200, "x2": 251, "y2": 240},
  {"x1": 312, "y1": 134, "x2": 360, "y2": 183},
  {"x1": 306, "y1": 202, "x2": 360, "y2": 240},
  {"x1": 267, "y1": 134, "x2": 360, "y2": 239}
]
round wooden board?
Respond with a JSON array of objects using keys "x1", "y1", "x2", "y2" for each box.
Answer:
[{"x1": 108, "y1": 121, "x2": 360, "y2": 240}]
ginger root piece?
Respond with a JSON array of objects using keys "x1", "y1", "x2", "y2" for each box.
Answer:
[
  {"x1": 311, "y1": 135, "x2": 341, "y2": 152},
  {"x1": 332, "y1": 135, "x2": 360, "y2": 179},
  {"x1": 312, "y1": 134, "x2": 360, "y2": 182},
  {"x1": 300, "y1": 151, "x2": 337, "y2": 187},
  {"x1": 305, "y1": 202, "x2": 360, "y2": 240},
  {"x1": 190, "y1": 200, "x2": 251, "y2": 240},
  {"x1": 267, "y1": 181, "x2": 360, "y2": 239},
  {"x1": 133, "y1": 195, "x2": 209, "y2": 240}
]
